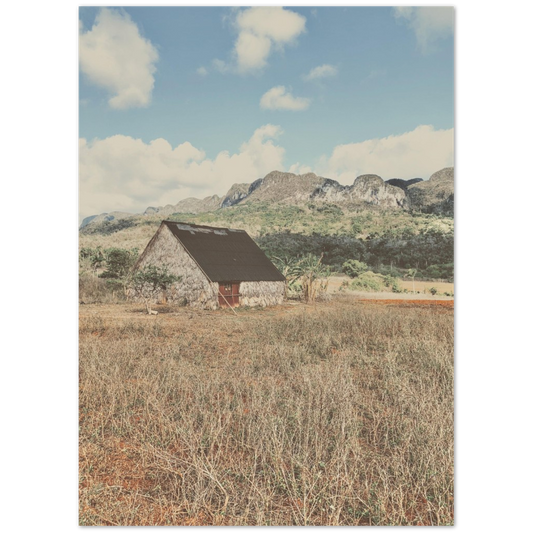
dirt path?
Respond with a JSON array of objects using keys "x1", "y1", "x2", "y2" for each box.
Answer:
[{"x1": 355, "y1": 298, "x2": 453, "y2": 309}]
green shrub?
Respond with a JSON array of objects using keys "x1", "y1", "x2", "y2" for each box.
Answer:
[
  {"x1": 350, "y1": 271, "x2": 385, "y2": 292},
  {"x1": 100, "y1": 248, "x2": 138, "y2": 279},
  {"x1": 130, "y1": 265, "x2": 181, "y2": 313},
  {"x1": 350, "y1": 218, "x2": 363, "y2": 235},
  {"x1": 342, "y1": 260, "x2": 369, "y2": 278},
  {"x1": 384, "y1": 274, "x2": 402, "y2": 293},
  {"x1": 103, "y1": 278, "x2": 129, "y2": 298}
]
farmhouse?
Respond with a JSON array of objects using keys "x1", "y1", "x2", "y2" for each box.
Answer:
[{"x1": 131, "y1": 220, "x2": 286, "y2": 309}]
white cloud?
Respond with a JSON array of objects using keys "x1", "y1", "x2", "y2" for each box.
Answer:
[
  {"x1": 232, "y1": 7, "x2": 306, "y2": 72},
  {"x1": 79, "y1": 125, "x2": 285, "y2": 220},
  {"x1": 212, "y1": 58, "x2": 230, "y2": 73},
  {"x1": 289, "y1": 162, "x2": 313, "y2": 175},
  {"x1": 393, "y1": 7, "x2": 454, "y2": 53},
  {"x1": 238, "y1": 124, "x2": 286, "y2": 173},
  {"x1": 196, "y1": 66, "x2": 208, "y2": 76},
  {"x1": 79, "y1": 8, "x2": 159, "y2": 109},
  {"x1": 321, "y1": 125, "x2": 454, "y2": 184},
  {"x1": 79, "y1": 123, "x2": 454, "y2": 221},
  {"x1": 260, "y1": 86, "x2": 311, "y2": 111},
  {"x1": 234, "y1": 31, "x2": 272, "y2": 71},
  {"x1": 303, "y1": 64, "x2": 338, "y2": 81}
]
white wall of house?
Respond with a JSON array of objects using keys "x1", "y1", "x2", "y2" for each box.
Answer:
[
  {"x1": 240, "y1": 281, "x2": 285, "y2": 307},
  {"x1": 132, "y1": 223, "x2": 285, "y2": 309},
  {"x1": 134, "y1": 224, "x2": 219, "y2": 309}
]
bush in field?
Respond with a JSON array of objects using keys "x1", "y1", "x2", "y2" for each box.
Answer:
[
  {"x1": 350, "y1": 271, "x2": 386, "y2": 292},
  {"x1": 80, "y1": 247, "x2": 106, "y2": 274},
  {"x1": 384, "y1": 274, "x2": 402, "y2": 293},
  {"x1": 272, "y1": 255, "x2": 303, "y2": 296},
  {"x1": 293, "y1": 254, "x2": 331, "y2": 302},
  {"x1": 429, "y1": 287, "x2": 438, "y2": 296},
  {"x1": 288, "y1": 280, "x2": 303, "y2": 298},
  {"x1": 336, "y1": 267, "x2": 403, "y2": 294},
  {"x1": 130, "y1": 265, "x2": 181, "y2": 314},
  {"x1": 100, "y1": 248, "x2": 138, "y2": 280},
  {"x1": 79, "y1": 247, "x2": 138, "y2": 280},
  {"x1": 100, "y1": 248, "x2": 139, "y2": 297},
  {"x1": 273, "y1": 254, "x2": 331, "y2": 302},
  {"x1": 342, "y1": 259, "x2": 369, "y2": 278}
]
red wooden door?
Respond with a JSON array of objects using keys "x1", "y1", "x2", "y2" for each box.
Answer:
[{"x1": 218, "y1": 282, "x2": 240, "y2": 307}]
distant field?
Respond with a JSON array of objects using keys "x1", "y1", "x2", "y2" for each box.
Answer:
[
  {"x1": 398, "y1": 279, "x2": 454, "y2": 295},
  {"x1": 328, "y1": 275, "x2": 454, "y2": 298},
  {"x1": 79, "y1": 296, "x2": 454, "y2": 525}
]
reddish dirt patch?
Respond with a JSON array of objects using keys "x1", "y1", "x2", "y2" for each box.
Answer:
[{"x1": 357, "y1": 299, "x2": 454, "y2": 309}]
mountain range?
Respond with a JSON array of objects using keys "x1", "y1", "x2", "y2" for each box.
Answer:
[{"x1": 80, "y1": 167, "x2": 454, "y2": 229}]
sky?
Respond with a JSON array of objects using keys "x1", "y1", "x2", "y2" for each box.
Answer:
[{"x1": 79, "y1": 6, "x2": 454, "y2": 221}]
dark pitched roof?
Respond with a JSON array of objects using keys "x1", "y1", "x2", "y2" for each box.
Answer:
[{"x1": 162, "y1": 221, "x2": 285, "y2": 283}]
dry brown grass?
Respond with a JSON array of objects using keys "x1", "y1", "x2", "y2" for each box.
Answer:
[
  {"x1": 79, "y1": 223, "x2": 157, "y2": 251},
  {"x1": 79, "y1": 298, "x2": 454, "y2": 525}
]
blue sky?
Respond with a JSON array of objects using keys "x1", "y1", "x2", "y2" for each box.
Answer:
[{"x1": 79, "y1": 6, "x2": 454, "y2": 220}]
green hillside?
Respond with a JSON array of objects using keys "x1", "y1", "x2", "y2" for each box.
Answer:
[{"x1": 80, "y1": 202, "x2": 453, "y2": 279}]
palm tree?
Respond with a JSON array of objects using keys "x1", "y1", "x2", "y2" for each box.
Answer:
[{"x1": 407, "y1": 268, "x2": 417, "y2": 294}]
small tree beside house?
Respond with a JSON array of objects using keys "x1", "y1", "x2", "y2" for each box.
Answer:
[
  {"x1": 272, "y1": 253, "x2": 330, "y2": 302},
  {"x1": 130, "y1": 265, "x2": 181, "y2": 314},
  {"x1": 298, "y1": 254, "x2": 331, "y2": 303}
]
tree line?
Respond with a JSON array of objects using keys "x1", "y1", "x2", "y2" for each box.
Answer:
[{"x1": 257, "y1": 229, "x2": 454, "y2": 280}]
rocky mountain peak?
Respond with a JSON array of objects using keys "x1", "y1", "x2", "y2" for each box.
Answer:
[
  {"x1": 241, "y1": 170, "x2": 327, "y2": 204},
  {"x1": 353, "y1": 174, "x2": 384, "y2": 187},
  {"x1": 220, "y1": 183, "x2": 250, "y2": 208},
  {"x1": 407, "y1": 167, "x2": 454, "y2": 215},
  {"x1": 429, "y1": 167, "x2": 454, "y2": 183},
  {"x1": 80, "y1": 167, "x2": 454, "y2": 230},
  {"x1": 348, "y1": 174, "x2": 407, "y2": 208}
]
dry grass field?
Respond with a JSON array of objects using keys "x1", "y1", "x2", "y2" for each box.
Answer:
[
  {"x1": 79, "y1": 297, "x2": 454, "y2": 525},
  {"x1": 327, "y1": 275, "x2": 454, "y2": 298}
]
